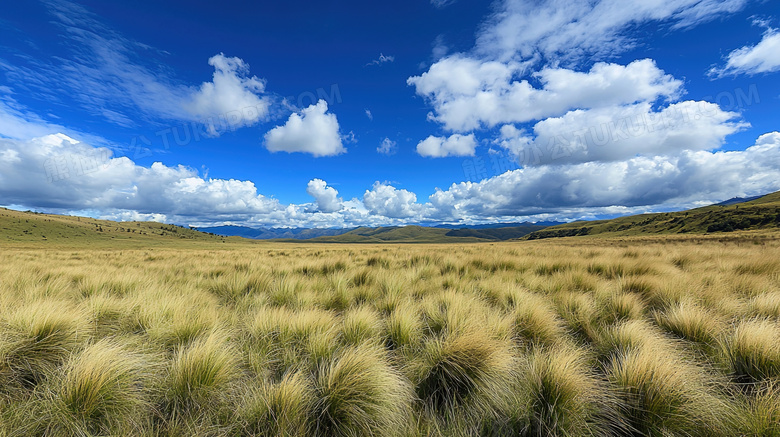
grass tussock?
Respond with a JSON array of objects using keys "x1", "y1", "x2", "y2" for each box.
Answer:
[
  {"x1": 512, "y1": 346, "x2": 612, "y2": 436},
  {"x1": 723, "y1": 318, "x2": 780, "y2": 383},
  {"x1": 411, "y1": 331, "x2": 516, "y2": 422},
  {"x1": 312, "y1": 345, "x2": 413, "y2": 437},
  {"x1": 44, "y1": 340, "x2": 151, "y2": 436}
]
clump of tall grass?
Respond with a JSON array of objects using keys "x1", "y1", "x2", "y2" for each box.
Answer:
[
  {"x1": 0, "y1": 301, "x2": 85, "y2": 394},
  {"x1": 655, "y1": 300, "x2": 723, "y2": 346},
  {"x1": 595, "y1": 320, "x2": 668, "y2": 362},
  {"x1": 80, "y1": 294, "x2": 136, "y2": 338},
  {"x1": 43, "y1": 339, "x2": 151, "y2": 436},
  {"x1": 734, "y1": 260, "x2": 780, "y2": 276},
  {"x1": 722, "y1": 318, "x2": 780, "y2": 383},
  {"x1": 508, "y1": 290, "x2": 567, "y2": 348},
  {"x1": 206, "y1": 271, "x2": 271, "y2": 305},
  {"x1": 247, "y1": 306, "x2": 339, "y2": 374},
  {"x1": 385, "y1": 302, "x2": 422, "y2": 350},
  {"x1": 238, "y1": 371, "x2": 313, "y2": 437},
  {"x1": 608, "y1": 346, "x2": 737, "y2": 435},
  {"x1": 410, "y1": 331, "x2": 516, "y2": 422},
  {"x1": 341, "y1": 306, "x2": 382, "y2": 346},
  {"x1": 553, "y1": 292, "x2": 599, "y2": 343},
  {"x1": 739, "y1": 379, "x2": 780, "y2": 435},
  {"x1": 419, "y1": 291, "x2": 496, "y2": 337},
  {"x1": 505, "y1": 345, "x2": 614, "y2": 436},
  {"x1": 164, "y1": 331, "x2": 240, "y2": 417},
  {"x1": 312, "y1": 345, "x2": 412, "y2": 437},
  {"x1": 748, "y1": 292, "x2": 780, "y2": 319},
  {"x1": 595, "y1": 290, "x2": 645, "y2": 325}
]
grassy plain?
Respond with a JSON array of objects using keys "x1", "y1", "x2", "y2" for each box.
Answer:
[{"x1": 1, "y1": 234, "x2": 779, "y2": 436}]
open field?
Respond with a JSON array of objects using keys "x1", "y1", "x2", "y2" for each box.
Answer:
[{"x1": 1, "y1": 236, "x2": 780, "y2": 436}]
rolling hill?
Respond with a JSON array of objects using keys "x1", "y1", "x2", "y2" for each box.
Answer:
[
  {"x1": 0, "y1": 207, "x2": 231, "y2": 247},
  {"x1": 523, "y1": 191, "x2": 780, "y2": 240}
]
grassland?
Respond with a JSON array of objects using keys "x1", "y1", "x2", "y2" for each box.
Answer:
[{"x1": 1, "y1": 234, "x2": 779, "y2": 436}]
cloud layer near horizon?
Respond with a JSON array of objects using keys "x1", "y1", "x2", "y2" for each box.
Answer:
[{"x1": 2, "y1": 131, "x2": 779, "y2": 228}]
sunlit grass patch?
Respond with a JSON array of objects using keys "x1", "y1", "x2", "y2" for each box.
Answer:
[
  {"x1": 655, "y1": 299, "x2": 723, "y2": 346},
  {"x1": 722, "y1": 318, "x2": 780, "y2": 383},
  {"x1": 44, "y1": 339, "x2": 152, "y2": 436},
  {"x1": 165, "y1": 331, "x2": 241, "y2": 417},
  {"x1": 238, "y1": 371, "x2": 313, "y2": 437},
  {"x1": 312, "y1": 345, "x2": 412, "y2": 437},
  {"x1": 509, "y1": 346, "x2": 615, "y2": 436},
  {"x1": 410, "y1": 330, "x2": 516, "y2": 423},
  {"x1": 0, "y1": 301, "x2": 85, "y2": 394}
]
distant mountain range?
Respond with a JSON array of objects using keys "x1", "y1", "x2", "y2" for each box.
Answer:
[{"x1": 196, "y1": 222, "x2": 563, "y2": 241}]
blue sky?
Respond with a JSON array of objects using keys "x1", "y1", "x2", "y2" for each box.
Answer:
[{"x1": 1, "y1": 0, "x2": 779, "y2": 228}]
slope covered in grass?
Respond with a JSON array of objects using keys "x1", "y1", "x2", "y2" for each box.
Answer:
[
  {"x1": 0, "y1": 207, "x2": 232, "y2": 247},
  {"x1": 524, "y1": 190, "x2": 780, "y2": 240}
]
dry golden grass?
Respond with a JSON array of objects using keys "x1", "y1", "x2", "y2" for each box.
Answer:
[{"x1": 0, "y1": 237, "x2": 778, "y2": 435}]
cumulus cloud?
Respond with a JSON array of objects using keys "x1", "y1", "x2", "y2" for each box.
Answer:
[
  {"x1": 306, "y1": 179, "x2": 343, "y2": 213},
  {"x1": 417, "y1": 134, "x2": 478, "y2": 157},
  {"x1": 429, "y1": 132, "x2": 780, "y2": 220},
  {"x1": 264, "y1": 100, "x2": 345, "y2": 157},
  {"x1": 377, "y1": 137, "x2": 398, "y2": 155},
  {"x1": 2, "y1": 130, "x2": 780, "y2": 228},
  {"x1": 363, "y1": 182, "x2": 422, "y2": 218},
  {"x1": 710, "y1": 27, "x2": 780, "y2": 77},
  {"x1": 496, "y1": 100, "x2": 747, "y2": 166},
  {"x1": 184, "y1": 53, "x2": 270, "y2": 134},
  {"x1": 0, "y1": 134, "x2": 279, "y2": 216},
  {"x1": 408, "y1": 58, "x2": 682, "y2": 132}
]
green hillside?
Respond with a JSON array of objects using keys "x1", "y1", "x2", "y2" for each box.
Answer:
[
  {"x1": 524, "y1": 191, "x2": 780, "y2": 240},
  {"x1": 0, "y1": 207, "x2": 234, "y2": 247}
]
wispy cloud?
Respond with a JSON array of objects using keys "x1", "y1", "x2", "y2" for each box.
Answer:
[
  {"x1": 0, "y1": 0, "x2": 270, "y2": 135},
  {"x1": 475, "y1": 0, "x2": 751, "y2": 63},
  {"x1": 366, "y1": 53, "x2": 395, "y2": 66},
  {"x1": 430, "y1": 0, "x2": 457, "y2": 9},
  {"x1": 377, "y1": 137, "x2": 397, "y2": 155},
  {"x1": 709, "y1": 26, "x2": 780, "y2": 77}
]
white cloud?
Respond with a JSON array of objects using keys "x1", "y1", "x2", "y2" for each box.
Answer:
[
  {"x1": 429, "y1": 132, "x2": 780, "y2": 220},
  {"x1": 377, "y1": 137, "x2": 397, "y2": 155},
  {"x1": 2, "y1": 129, "x2": 780, "y2": 228},
  {"x1": 417, "y1": 133, "x2": 478, "y2": 157},
  {"x1": 710, "y1": 28, "x2": 780, "y2": 77},
  {"x1": 0, "y1": 134, "x2": 280, "y2": 216},
  {"x1": 306, "y1": 179, "x2": 343, "y2": 213},
  {"x1": 496, "y1": 100, "x2": 747, "y2": 166},
  {"x1": 363, "y1": 182, "x2": 422, "y2": 218},
  {"x1": 185, "y1": 53, "x2": 270, "y2": 134},
  {"x1": 0, "y1": 2, "x2": 270, "y2": 134},
  {"x1": 408, "y1": 58, "x2": 682, "y2": 132},
  {"x1": 367, "y1": 53, "x2": 395, "y2": 66},
  {"x1": 264, "y1": 100, "x2": 345, "y2": 157},
  {"x1": 365, "y1": 109, "x2": 373, "y2": 120},
  {"x1": 475, "y1": 0, "x2": 749, "y2": 63}
]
